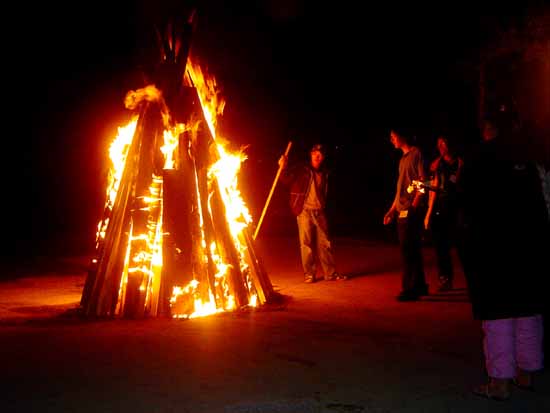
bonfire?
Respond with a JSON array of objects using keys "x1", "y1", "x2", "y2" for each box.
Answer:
[{"x1": 80, "y1": 13, "x2": 273, "y2": 319}]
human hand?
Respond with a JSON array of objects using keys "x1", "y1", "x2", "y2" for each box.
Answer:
[
  {"x1": 424, "y1": 214, "x2": 430, "y2": 230},
  {"x1": 383, "y1": 210, "x2": 394, "y2": 225},
  {"x1": 278, "y1": 155, "x2": 288, "y2": 169}
]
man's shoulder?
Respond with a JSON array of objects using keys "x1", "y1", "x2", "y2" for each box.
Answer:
[
  {"x1": 285, "y1": 162, "x2": 310, "y2": 179},
  {"x1": 289, "y1": 162, "x2": 310, "y2": 172},
  {"x1": 410, "y1": 146, "x2": 423, "y2": 157},
  {"x1": 402, "y1": 146, "x2": 423, "y2": 162}
]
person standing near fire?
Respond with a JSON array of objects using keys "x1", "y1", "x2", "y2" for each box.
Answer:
[
  {"x1": 424, "y1": 135, "x2": 465, "y2": 291},
  {"x1": 383, "y1": 128, "x2": 429, "y2": 301},
  {"x1": 461, "y1": 117, "x2": 548, "y2": 400},
  {"x1": 278, "y1": 144, "x2": 346, "y2": 283}
]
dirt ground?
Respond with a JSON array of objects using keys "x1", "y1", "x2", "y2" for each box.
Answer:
[{"x1": 1, "y1": 237, "x2": 548, "y2": 413}]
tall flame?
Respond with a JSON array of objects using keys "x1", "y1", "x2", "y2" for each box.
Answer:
[
  {"x1": 169, "y1": 57, "x2": 258, "y2": 318},
  {"x1": 95, "y1": 118, "x2": 138, "y2": 246},
  {"x1": 99, "y1": 59, "x2": 258, "y2": 319}
]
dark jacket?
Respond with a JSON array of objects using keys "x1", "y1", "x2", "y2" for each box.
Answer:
[
  {"x1": 281, "y1": 163, "x2": 329, "y2": 216},
  {"x1": 461, "y1": 138, "x2": 549, "y2": 320}
]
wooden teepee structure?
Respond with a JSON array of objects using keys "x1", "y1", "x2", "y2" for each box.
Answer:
[{"x1": 80, "y1": 11, "x2": 273, "y2": 319}]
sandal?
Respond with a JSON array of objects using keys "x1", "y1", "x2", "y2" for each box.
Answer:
[
  {"x1": 512, "y1": 378, "x2": 535, "y2": 392},
  {"x1": 472, "y1": 381, "x2": 510, "y2": 401}
]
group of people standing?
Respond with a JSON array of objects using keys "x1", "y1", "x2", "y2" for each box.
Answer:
[
  {"x1": 277, "y1": 117, "x2": 549, "y2": 401},
  {"x1": 383, "y1": 128, "x2": 464, "y2": 301}
]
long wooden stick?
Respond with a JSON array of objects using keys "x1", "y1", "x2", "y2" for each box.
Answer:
[{"x1": 253, "y1": 141, "x2": 292, "y2": 240}]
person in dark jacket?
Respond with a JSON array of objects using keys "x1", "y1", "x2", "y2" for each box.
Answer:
[
  {"x1": 279, "y1": 144, "x2": 345, "y2": 283},
  {"x1": 463, "y1": 118, "x2": 548, "y2": 400},
  {"x1": 424, "y1": 135, "x2": 465, "y2": 291}
]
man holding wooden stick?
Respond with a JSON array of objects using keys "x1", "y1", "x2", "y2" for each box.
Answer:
[{"x1": 279, "y1": 144, "x2": 346, "y2": 283}]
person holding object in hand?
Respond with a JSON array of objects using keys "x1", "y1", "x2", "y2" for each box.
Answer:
[
  {"x1": 384, "y1": 128, "x2": 429, "y2": 301},
  {"x1": 279, "y1": 143, "x2": 346, "y2": 283}
]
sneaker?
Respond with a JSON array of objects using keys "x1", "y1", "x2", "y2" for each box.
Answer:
[
  {"x1": 472, "y1": 378, "x2": 511, "y2": 401},
  {"x1": 438, "y1": 278, "x2": 453, "y2": 292},
  {"x1": 304, "y1": 275, "x2": 315, "y2": 283},
  {"x1": 325, "y1": 272, "x2": 348, "y2": 281},
  {"x1": 415, "y1": 284, "x2": 429, "y2": 296},
  {"x1": 396, "y1": 290, "x2": 420, "y2": 302},
  {"x1": 513, "y1": 370, "x2": 535, "y2": 391}
]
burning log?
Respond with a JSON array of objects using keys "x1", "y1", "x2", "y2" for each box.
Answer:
[
  {"x1": 123, "y1": 106, "x2": 164, "y2": 318},
  {"x1": 192, "y1": 125, "x2": 219, "y2": 305},
  {"x1": 241, "y1": 228, "x2": 273, "y2": 304},
  {"x1": 81, "y1": 107, "x2": 147, "y2": 316},
  {"x1": 160, "y1": 166, "x2": 192, "y2": 316},
  {"x1": 209, "y1": 181, "x2": 249, "y2": 308}
]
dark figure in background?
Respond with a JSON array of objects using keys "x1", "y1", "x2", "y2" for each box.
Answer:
[
  {"x1": 424, "y1": 136, "x2": 465, "y2": 291},
  {"x1": 279, "y1": 144, "x2": 346, "y2": 283},
  {"x1": 462, "y1": 119, "x2": 548, "y2": 401},
  {"x1": 384, "y1": 129, "x2": 429, "y2": 301}
]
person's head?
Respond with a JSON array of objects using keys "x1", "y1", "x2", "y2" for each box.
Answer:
[
  {"x1": 482, "y1": 119, "x2": 498, "y2": 142},
  {"x1": 309, "y1": 144, "x2": 325, "y2": 169},
  {"x1": 390, "y1": 128, "x2": 412, "y2": 150},
  {"x1": 437, "y1": 136, "x2": 452, "y2": 157}
]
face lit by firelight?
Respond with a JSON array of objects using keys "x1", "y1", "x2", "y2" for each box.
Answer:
[
  {"x1": 310, "y1": 150, "x2": 324, "y2": 169},
  {"x1": 437, "y1": 137, "x2": 449, "y2": 157},
  {"x1": 390, "y1": 130, "x2": 404, "y2": 149}
]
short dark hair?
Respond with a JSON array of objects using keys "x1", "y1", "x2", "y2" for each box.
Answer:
[
  {"x1": 391, "y1": 127, "x2": 413, "y2": 145},
  {"x1": 310, "y1": 143, "x2": 325, "y2": 154},
  {"x1": 437, "y1": 135, "x2": 458, "y2": 156}
]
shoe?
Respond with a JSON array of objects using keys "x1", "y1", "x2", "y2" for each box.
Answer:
[
  {"x1": 438, "y1": 277, "x2": 453, "y2": 292},
  {"x1": 472, "y1": 378, "x2": 510, "y2": 401},
  {"x1": 415, "y1": 284, "x2": 429, "y2": 296},
  {"x1": 325, "y1": 272, "x2": 347, "y2": 281},
  {"x1": 512, "y1": 370, "x2": 535, "y2": 392},
  {"x1": 396, "y1": 290, "x2": 419, "y2": 302},
  {"x1": 304, "y1": 275, "x2": 315, "y2": 283}
]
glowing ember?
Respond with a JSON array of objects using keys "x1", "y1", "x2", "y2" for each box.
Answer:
[{"x1": 161, "y1": 124, "x2": 186, "y2": 170}]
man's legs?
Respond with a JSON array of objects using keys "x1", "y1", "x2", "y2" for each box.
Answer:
[
  {"x1": 482, "y1": 318, "x2": 516, "y2": 379},
  {"x1": 474, "y1": 318, "x2": 514, "y2": 399},
  {"x1": 432, "y1": 211, "x2": 453, "y2": 290},
  {"x1": 397, "y1": 212, "x2": 427, "y2": 299},
  {"x1": 312, "y1": 210, "x2": 337, "y2": 278},
  {"x1": 409, "y1": 211, "x2": 427, "y2": 292},
  {"x1": 297, "y1": 210, "x2": 317, "y2": 282},
  {"x1": 515, "y1": 315, "x2": 544, "y2": 388},
  {"x1": 397, "y1": 217, "x2": 414, "y2": 293}
]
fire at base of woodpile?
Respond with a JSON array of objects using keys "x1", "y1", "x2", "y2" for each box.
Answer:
[{"x1": 80, "y1": 15, "x2": 274, "y2": 320}]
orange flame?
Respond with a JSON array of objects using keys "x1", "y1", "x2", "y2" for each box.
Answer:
[
  {"x1": 125, "y1": 85, "x2": 171, "y2": 128},
  {"x1": 168, "y1": 58, "x2": 258, "y2": 318},
  {"x1": 102, "y1": 59, "x2": 259, "y2": 319},
  {"x1": 95, "y1": 117, "x2": 138, "y2": 246}
]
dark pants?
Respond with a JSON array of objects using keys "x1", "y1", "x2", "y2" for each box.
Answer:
[
  {"x1": 397, "y1": 210, "x2": 427, "y2": 293},
  {"x1": 432, "y1": 210, "x2": 454, "y2": 281},
  {"x1": 432, "y1": 207, "x2": 466, "y2": 283}
]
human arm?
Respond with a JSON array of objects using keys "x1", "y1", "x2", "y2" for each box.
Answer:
[
  {"x1": 411, "y1": 150, "x2": 427, "y2": 210},
  {"x1": 424, "y1": 173, "x2": 439, "y2": 229},
  {"x1": 384, "y1": 200, "x2": 397, "y2": 225},
  {"x1": 278, "y1": 155, "x2": 293, "y2": 185}
]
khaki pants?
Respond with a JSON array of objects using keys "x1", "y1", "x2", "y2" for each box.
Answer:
[{"x1": 297, "y1": 209, "x2": 336, "y2": 279}]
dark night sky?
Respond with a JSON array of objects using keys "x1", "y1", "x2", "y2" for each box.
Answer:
[{"x1": 3, "y1": 0, "x2": 545, "y2": 257}]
